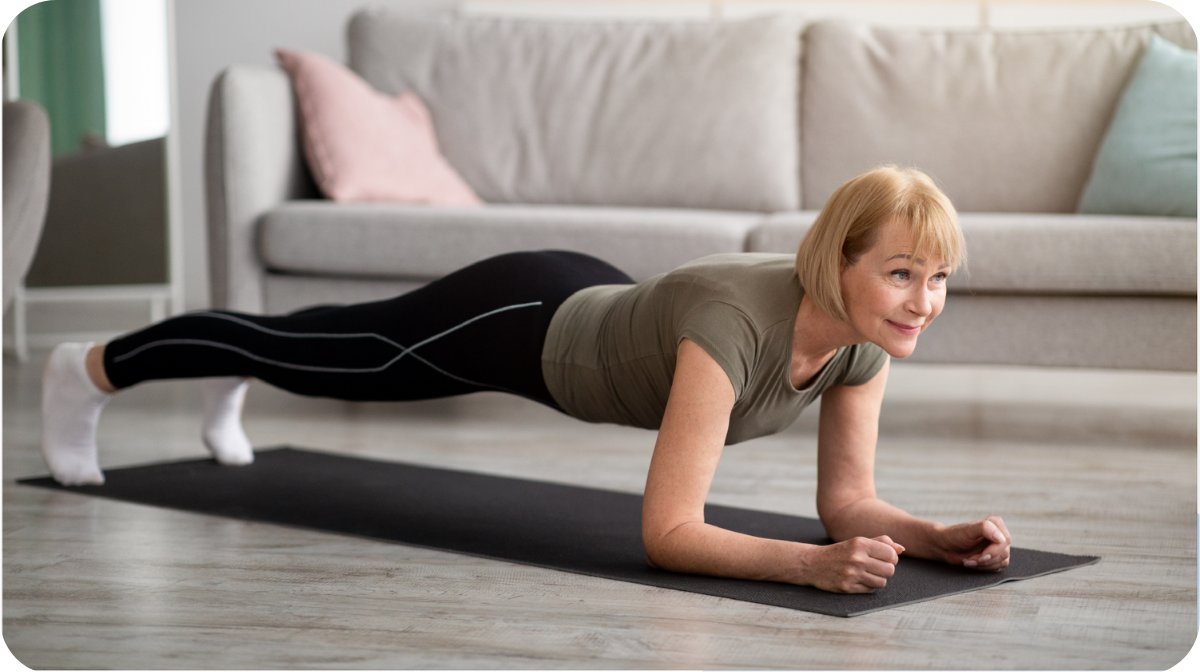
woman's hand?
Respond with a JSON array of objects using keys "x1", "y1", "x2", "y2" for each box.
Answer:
[
  {"x1": 934, "y1": 516, "x2": 1011, "y2": 571},
  {"x1": 800, "y1": 535, "x2": 905, "y2": 593}
]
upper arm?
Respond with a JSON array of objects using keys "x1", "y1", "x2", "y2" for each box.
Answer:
[
  {"x1": 816, "y1": 357, "x2": 890, "y2": 522},
  {"x1": 642, "y1": 338, "x2": 736, "y2": 550}
]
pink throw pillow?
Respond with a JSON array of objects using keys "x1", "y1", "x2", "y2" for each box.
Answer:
[{"x1": 274, "y1": 47, "x2": 482, "y2": 206}]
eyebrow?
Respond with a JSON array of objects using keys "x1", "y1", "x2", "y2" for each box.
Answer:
[{"x1": 886, "y1": 253, "x2": 951, "y2": 270}]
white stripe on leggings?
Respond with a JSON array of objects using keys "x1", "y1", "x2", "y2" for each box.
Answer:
[{"x1": 109, "y1": 303, "x2": 543, "y2": 391}]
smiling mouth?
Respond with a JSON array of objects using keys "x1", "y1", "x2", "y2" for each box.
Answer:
[{"x1": 887, "y1": 320, "x2": 923, "y2": 336}]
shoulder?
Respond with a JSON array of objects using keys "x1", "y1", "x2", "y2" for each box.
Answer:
[
  {"x1": 661, "y1": 253, "x2": 799, "y2": 321},
  {"x1": 838, "y1": 342, "x2": 890, "y2": 386},
  {"x1": 666, "y1": 255, "x2": 800, "y2": 398}
]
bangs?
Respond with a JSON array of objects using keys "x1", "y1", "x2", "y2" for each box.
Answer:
[{"x1": 903, "y1": 183, "x2": 965, "y2": 272}]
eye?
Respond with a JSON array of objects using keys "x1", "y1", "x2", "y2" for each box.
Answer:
[
  {"x1": 931, "y1": 272, "x2": 948, "y2": 283},
  {"x1": 891, "y1": 269, "x2": 910, "y2": 281}
]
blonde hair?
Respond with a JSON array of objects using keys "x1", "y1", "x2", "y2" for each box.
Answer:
[{"x1": 795, "y1": 165, "x2": 964, "y2": 322}]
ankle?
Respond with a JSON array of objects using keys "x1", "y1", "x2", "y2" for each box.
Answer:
[
  {"x1": 84, "y1": 345, "x2": 117, "y2": 394},
  {"x1": 201, "y1": 377, "x2": 254, "y2": 466}
]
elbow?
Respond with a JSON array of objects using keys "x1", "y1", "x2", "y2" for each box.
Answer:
[
  {"x1": 817, "y1": 495, "x2": 875, "y2": 542},
  {"x1": 816, "y1": 500, "x2": 845, "y2": 540},
  {"x1": 819, "y1": 515, "x2": 852, "y2": 543},
  {"x1": 641, "y1": 521, "x2": 693, "y2": 572},
  {"x1": 642, "y1": 530, "x2": 672, "y2": 570}
]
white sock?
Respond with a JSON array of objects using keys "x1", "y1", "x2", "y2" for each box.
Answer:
[
  {"x1": 202, "y1": 377, "x2": 254, "y2": 465},
  {"x1": 41, "y1": 342, "x2": 110, "y2": 486}
]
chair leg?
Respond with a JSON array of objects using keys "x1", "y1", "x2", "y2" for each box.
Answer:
[{"x1": 13, "y1": 282, "x2": 27, "y2": 362}]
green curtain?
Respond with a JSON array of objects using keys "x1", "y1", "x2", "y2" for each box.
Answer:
[{"x1": 16, "y1": 0, "x2": 106, "y2": 156}]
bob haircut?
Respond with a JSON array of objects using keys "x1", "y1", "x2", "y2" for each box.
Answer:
[{"x1": 795, "y1": 165, "x2": 965, "y2": 322}]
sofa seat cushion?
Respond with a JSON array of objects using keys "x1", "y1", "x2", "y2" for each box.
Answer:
[
  {"x1": 908, "y1": 294, "x2": 1196, "y2": 370},
  {"x1": 347, "y1": 10, "x2": 801, "y2": 212},
  {"x1": 263, "y1": 275, "x2": 428, "y2": 316},
  {"x1": 801, "y1": 20, "x2": 1197, "y2": 213},
  {"x1": 259, "y1": 201, "x2": 761, "y2": 282},
  {"x1": 747, "y1": 212, "x2": 1197, "y2": 296}
]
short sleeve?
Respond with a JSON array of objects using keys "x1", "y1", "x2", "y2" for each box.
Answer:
[
  {"x1": 676, "y1": 301, "x2": 758, "y2": 400},
  {"x1": 838, "y1": 343, "x2": 889, "y2": 386}
]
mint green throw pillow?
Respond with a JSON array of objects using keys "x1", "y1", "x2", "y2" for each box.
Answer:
[{"x1": 1078, "y1": 33, "x2": 1197, "y2": 217}]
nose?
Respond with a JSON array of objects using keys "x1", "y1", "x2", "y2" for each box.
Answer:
[{"x1": 907, "y1": 285, "x2": 934, "y2": 318}]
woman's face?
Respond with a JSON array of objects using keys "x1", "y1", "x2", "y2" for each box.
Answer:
[{"x1": 839, "y1": 216, "x2": 949, "y2": 358}]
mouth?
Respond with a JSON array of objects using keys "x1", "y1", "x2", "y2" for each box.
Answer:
[{"x1": 886, "y1": 320, "x2": 923, "y2": 336}]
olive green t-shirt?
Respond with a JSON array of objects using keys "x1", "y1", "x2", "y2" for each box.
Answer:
[{"x1": 541, "y1": 253, "x2": 889, "y2": 445}]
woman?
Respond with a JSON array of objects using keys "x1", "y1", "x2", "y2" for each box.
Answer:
[{"x1": 41, "y1": 165, "x2": 1011, "y2": 594}]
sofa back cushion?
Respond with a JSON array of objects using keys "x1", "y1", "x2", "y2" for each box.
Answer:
[
  {"x1": 348, "y1": 10, "x2": 801, "y2": 212},
  {"x1": 801, "y1": 20, "x2": 1197, "y2": 212}
]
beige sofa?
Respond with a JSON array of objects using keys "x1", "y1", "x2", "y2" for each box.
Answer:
[{"x1": 205, "y1": 10, "x2": 1197, "y2": 371}]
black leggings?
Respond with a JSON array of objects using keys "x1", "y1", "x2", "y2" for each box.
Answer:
[{"x1": 103, "y1": 251, "x2": 634, "y2": 409}]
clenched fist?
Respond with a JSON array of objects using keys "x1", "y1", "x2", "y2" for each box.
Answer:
[
  {"x1": 800, "y1": 535, "x2": 905, "y2": 593},
  {"x1": 936, "y1": 516, "x2": 1011, "y2": 571}
]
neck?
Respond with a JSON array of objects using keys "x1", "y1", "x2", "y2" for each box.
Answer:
[{"x1": 793, "y1": 294, "x2": 863, "y2": 362}]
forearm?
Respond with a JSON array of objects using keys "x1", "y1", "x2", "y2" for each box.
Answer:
[
  {"x1": 646, "y1": 521, "x2": 812, "y2": 585},
  {"x1": 821, "y1": 497, "x2": 947, "y2": 561}
]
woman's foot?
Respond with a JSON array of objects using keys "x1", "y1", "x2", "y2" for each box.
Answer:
[
  {"x1": 41, "y1": 343, "x2": 111, "y2": 485},
  {"x1": 202, "y1": 377, "x2": 254, "y2": 465}
]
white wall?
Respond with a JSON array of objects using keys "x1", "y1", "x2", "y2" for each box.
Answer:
[
  {"x1": 171, "y1": 0, "x2": 452, "y2": 310},
  {"x1": 172, "y1": 0, "x2": 1190, "y2": 310}
]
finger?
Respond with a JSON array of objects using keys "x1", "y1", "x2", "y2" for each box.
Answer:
[
  {"x1": 846, "y1": 581, "x2": 880, "y2": 593},
  {"x1": 961, "y1": 549, "x2": 999, "y2": 568},
  {"x1": 960, "y1": 540, "x2": 998, "y2": 566},
  {"x1": 866, "y1": 539, "x2": 900, "y2": 564},
  {"x1": 838, "y1": 564, "x2": 888, "y2": 592},
  {"x1": 970, "y1": 559, "x2": 1007, "y2": 572},
  {"x1": 972, "y1": 521, "x2": 1012, "y2": 563},
  {"x1": 976, "y1": 539, "x2": 1008, "y2": 561},
  {"x1": 873, "y1": 537, "x2": 907, "y2": 554},
  {"x1": 980, "y1": 520, "x2": 999, "y2": 542},
  {"x1": 982, "y1": 519, "x2": 1008, "y2": 545},
  {"x1": 978, "y1": 546, "x2": 1012, "y2": 569},
  {"x1": 962, "y1": 547, "x2": 1001, "y2": 566},
  {"x1": 858, "y1": 568, "x2": 890, "y2": 589},
  {"x1": 967, "y1": 556, "x2": 999, "y2": 570},
  {"x1": 968, "y1": 547, "x2": 1011, "y2": 570},
  {"x1": 870, "y1": 535, "x2": 906, "y2": 557},
  {"x1": 864, "y1": 557, "x2": 897, "y2": 579},
  {"x1": 990, "y1": 517, "x2": 1012, "y2": 547}
]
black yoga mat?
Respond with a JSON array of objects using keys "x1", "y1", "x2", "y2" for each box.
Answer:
[{"x1": 20, "y1": 447, "x2": 1099, "y2": 617}]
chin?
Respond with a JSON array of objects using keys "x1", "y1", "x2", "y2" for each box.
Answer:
[{"x1": 879, "y1": 340, "x2": 918, "y2": 359}]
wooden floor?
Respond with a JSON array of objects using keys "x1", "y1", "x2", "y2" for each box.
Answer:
[{"x1": 3, "y1": 350, "x2": 1196, "y2": 669}]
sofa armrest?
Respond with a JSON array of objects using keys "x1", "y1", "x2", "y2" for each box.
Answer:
[
  {"x1": 205, "y1": 65, "x2": 317, "y2": 313},
  {"x1": 2, "y1": 100, "x2": 51, "y2": 311}
]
